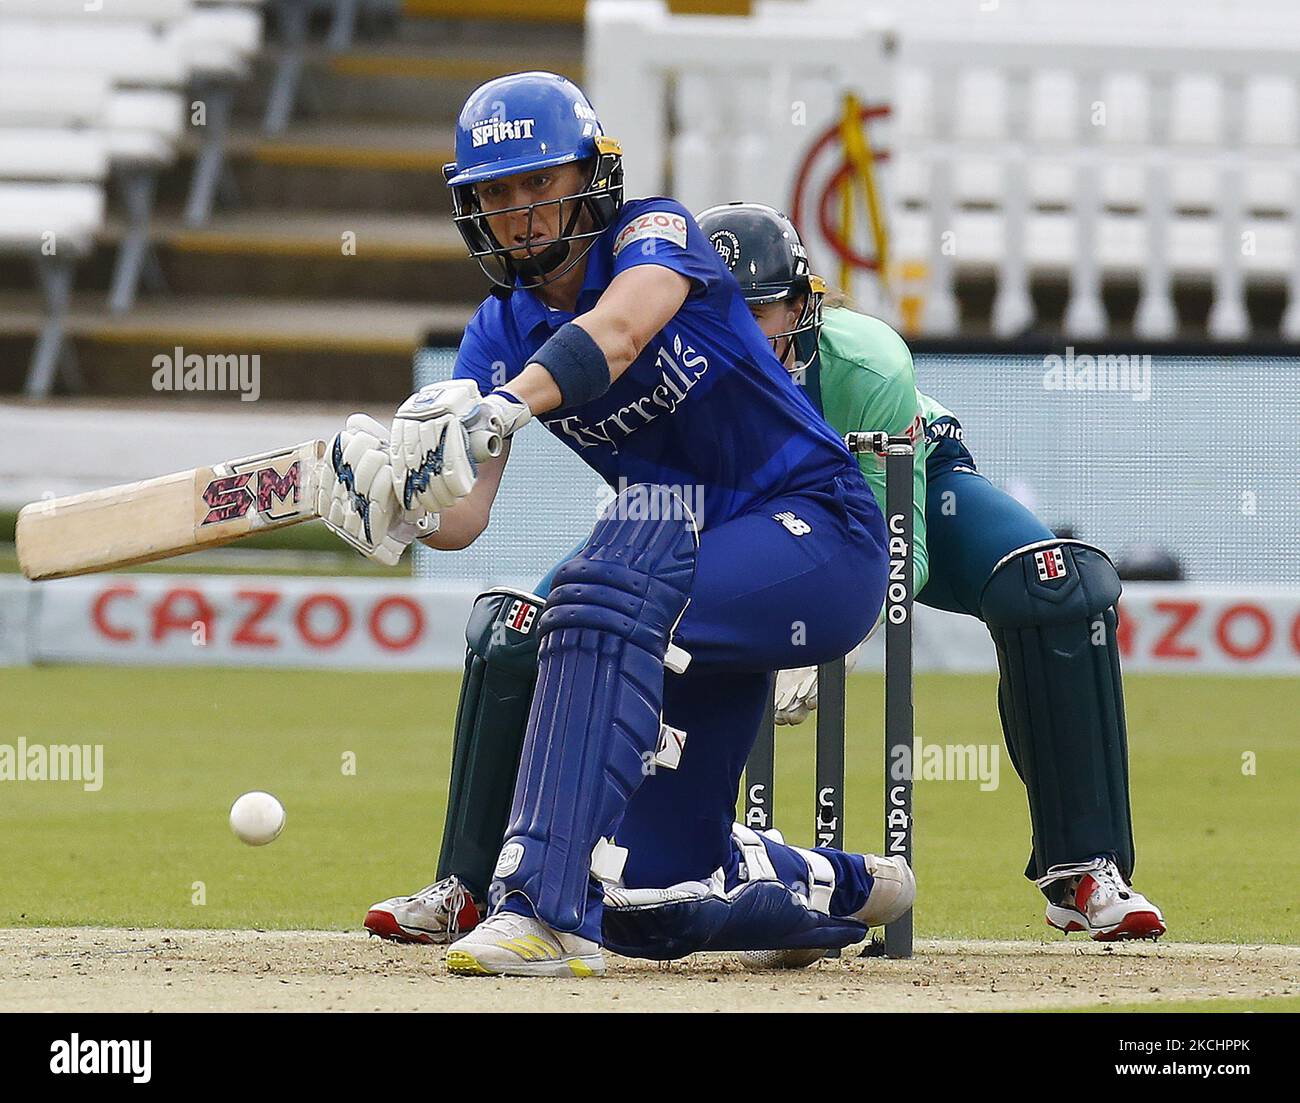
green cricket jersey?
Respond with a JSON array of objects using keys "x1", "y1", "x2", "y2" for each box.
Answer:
[
  {"x1": 916, "y1": 389, "x2": 956, "y2": 440},
  {"x1": 814, "y1": 307, "x2": 934, "y2": 593}
]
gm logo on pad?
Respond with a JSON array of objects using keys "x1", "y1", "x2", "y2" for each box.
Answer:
[{"x1": 494, "y1": 842, "x2": 525, "y2": 878}]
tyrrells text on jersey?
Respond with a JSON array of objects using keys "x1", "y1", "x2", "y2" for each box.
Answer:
[{"x1": 542, "y1": 332, "x2": 709, "y2": 451}]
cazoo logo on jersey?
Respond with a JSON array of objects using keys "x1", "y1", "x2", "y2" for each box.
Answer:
[
  {"x1": 470, "y1": 117, "x2": 536, "y2": 147},
  {"x1": 613, "y1": 210, "x2": 689, "y2": 257},
  {"x1": 545, "y1": 333, "x2": 709, "y2": 451}
]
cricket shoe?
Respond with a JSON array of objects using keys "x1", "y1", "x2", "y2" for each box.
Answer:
[
  {"x1": 445, "y1": 912, "x2": 605, "y2": 978},
  {"x1": 736, "y1": 853, "x2": 915, "y2": 972},
  {"x1": 364, "y1": 875, "x2": 482, "y2": 945},
  {"x1": 1043, "y1": 859, "x2": 1166, "y2": 941}
]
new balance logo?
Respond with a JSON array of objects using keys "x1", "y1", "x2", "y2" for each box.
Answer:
[{"x1": 774, "y1": 512, "x2": 811, "y2": 536}]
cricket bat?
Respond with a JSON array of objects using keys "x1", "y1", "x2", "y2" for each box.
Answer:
[
  {"x1": 16, "y1": 440, "x2": 328, "y2": 581},
  {"x1": 16, "y1": 406, "x2": 507, "y2": 582}
]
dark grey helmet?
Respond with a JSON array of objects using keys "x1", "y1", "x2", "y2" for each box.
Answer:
[{"x1": 696, "y1": 201, "x2": 825, "y2": 369}]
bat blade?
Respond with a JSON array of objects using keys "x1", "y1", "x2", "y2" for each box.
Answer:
[{"x1": 16, "y1": 440, "x2": 328, "y2": 581}]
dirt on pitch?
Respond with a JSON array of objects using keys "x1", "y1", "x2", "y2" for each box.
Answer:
[{"x1": 1, "y1": 929, "x2": 1296, "y2": 1012}]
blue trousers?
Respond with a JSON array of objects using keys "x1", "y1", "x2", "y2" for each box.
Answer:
[{"x1": 522, "y1": 470, "x2": 887, "y2": 935}]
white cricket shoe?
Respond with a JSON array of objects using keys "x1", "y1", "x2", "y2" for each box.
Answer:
[
  {"x1": 736, "y1": 854, "x2": 915, "y2": 971},
  {"x1": 445, "y1": 912, "x2": 605, "y2": 978},
  {"x1": 364, "y1": 875, "x2": 482, "y2": 945},
  {"x1": 1044, "y1": 859, "x2": 1166, "y2": 941}
]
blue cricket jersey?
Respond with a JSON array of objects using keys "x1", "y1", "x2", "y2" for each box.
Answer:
[{"x1": 453, "y1": 197, "x2": 860, "y2": 529}]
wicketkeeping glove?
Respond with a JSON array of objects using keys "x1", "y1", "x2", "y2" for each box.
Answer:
[
  {"x1": 318, "y1": 414, "x2": 428, "y2": 566},
  {"x1": 774, "y1": 665, "x2": 820, "y2": 726},
  {"x1": 773, "y1": 637, "x2": 870, "y2": 726}
]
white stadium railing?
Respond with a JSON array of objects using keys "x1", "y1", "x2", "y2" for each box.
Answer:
[
  {"x1": 586, "y1": 0, "x2": 897, "y2": 317},
  {"x1": 894, "y1": 34, "x2": 1300, "y2": 341},
  {"x1": 588, "y1": 0, "x2": 1300, "y2": 339}
]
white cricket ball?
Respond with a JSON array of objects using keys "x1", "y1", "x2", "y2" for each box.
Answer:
[{"x1": 229, "y1": 791, "x2": 286, "y2": 846}]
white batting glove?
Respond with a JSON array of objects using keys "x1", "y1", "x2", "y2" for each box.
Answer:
[
  {"x1": 318, "y1": 414, "x2": 425, "y2": 566},
  {"x1": 389, "y1": 379, "x2": 480, "y2": 514},
  {"x1": 389, "y1": 380, "x2": 530, "y2": 514},
  {"x1": 773, "y1": 638, "x2": 869, "y2": 727}
]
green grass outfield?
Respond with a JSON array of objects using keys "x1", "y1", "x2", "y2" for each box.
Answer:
[{"x1": 0, "y1": 668, "x2": 1295, "y2": 946}]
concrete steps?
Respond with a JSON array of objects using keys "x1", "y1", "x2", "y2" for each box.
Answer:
[
  {"x1": 0, "y1": 212, "x2": 480, "y2": 303},
  {"x1": 0, "y1": 291, "x2": 471, "y2": 401},
  {"x1": 234, "y1": 44, "x2": 582, "y2": 124},
  {"x1": 400, "y1": 1, "x2": 585, "y2": 28},
  {"x1": 149, "y1": 123, "x2": 458, "y2": 216},
  {"x1": 5, "y1": 7, "x2": 583, "y2": 397}
]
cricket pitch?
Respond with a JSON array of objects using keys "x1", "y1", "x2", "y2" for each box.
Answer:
[{"x1": 2, "y1": 929, "x2": 1295, "y2": 1013}]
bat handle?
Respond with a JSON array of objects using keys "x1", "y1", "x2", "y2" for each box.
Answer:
[
  {"x1": 466, "y1": 426, "x2": 503, "y2": 463},
  {"x1": 462, "y1": 403, "x2": 511, "y2": 463}
]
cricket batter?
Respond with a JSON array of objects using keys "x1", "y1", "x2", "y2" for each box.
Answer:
[
  {"x1": 323, "y1": 72, "x2": 914, "y2": 976},
  {"x1": 364, "y1": 200, "x2": 1164, "y2": 963}
]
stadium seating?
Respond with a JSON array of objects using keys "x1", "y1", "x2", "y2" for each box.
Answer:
[
  {"x1": 0, "y1": 0, "x2": 268, "y2": 393},
  {"x1": 592, "y1": 0, "x2": 1300, "y2": 340},
  {"x1": 0, "y1": 0, "x2": 576, "y2": 401},
  {"x1": 0, "y1": 60, "x2": 112, "y2": 397},
  {"x1": 179, "y1": 1, "x2": 265, "y2": 226},
  {"x1": 261, "y1": 0, "x2": 401, "y2": 135}
]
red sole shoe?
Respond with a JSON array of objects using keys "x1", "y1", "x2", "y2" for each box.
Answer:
[
  {"x1": 1092, "y1": 910, "x2": 1166, "y2": 942},
  {"x1": 364, "y1": 909, "x2": 438, "y2": 945}
]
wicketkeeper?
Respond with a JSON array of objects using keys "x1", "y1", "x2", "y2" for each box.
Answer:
[{"x1": 698, "y1": 204, "x2": 1166, "y2": 947}]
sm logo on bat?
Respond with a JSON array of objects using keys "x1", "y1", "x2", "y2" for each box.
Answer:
[{"x1": 201, "y1": 460, "x2": 302, "y2": 526}]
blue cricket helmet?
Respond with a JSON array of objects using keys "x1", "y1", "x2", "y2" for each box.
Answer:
[{"x1": 444, "y1": 71, "x2": 624, "y2": 291}]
